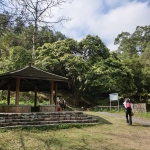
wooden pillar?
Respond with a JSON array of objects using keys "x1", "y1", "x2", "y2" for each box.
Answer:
[
  {"x1": 34, "y1": 86, "x2": 37, "y2": 107},
  {"x1": 15, "y1": 77, "x2": 20, "y2": 105},
  {"x1": 55, "y1": 84, "x2": 58, "y2": 105},
  {"x1": 7, "y1": 84, "x2": 11, "y2": 105},
  {"x1": 50, "y1": 81, "x2": 54, "y2": 104}
]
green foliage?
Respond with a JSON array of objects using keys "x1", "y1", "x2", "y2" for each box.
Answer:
[
  {"x1": 87, "y1": 55, "x2": 135, "y2": 95},
  {"x1": 0, "y1": 91, "x2": 50, "y2": 106},
  {"x1": 115, "y1": 25, "x2": 150, "y2": 57},
  {"x1": 8, "y1": 46, "x2": 32, "y2": 70},
  {"x1": 79, "y1": 34, "x2": 110, "y2": 60},
  {"x1": 0, "y1": 13, "x2": 11, "y2": 34},
  {"x1": 114, "y1": 25, "x2": 150, "y2": 101},
  {"x1": 1, "y1": 14, "x2": 150, "y2": 105},
  {"x1": 0, "y1": 44, "x2": 32, "y2": 72},
  {"x1": 140, "y1": 42, "x2": 150, "y2": 91},
  {"x1": 35, "y1": 36, "x2": 112, "y2": 105},
  {"x1": 35, "y1": 38, "x2": 91, "y2": 105}
]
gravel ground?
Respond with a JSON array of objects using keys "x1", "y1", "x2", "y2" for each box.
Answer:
[{"x1": 98, "y1": 112, "x2": 150, "y2": 126}]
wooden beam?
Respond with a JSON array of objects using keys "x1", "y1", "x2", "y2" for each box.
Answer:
[
  {"x1": 15, "y1": 77, "x2": 20, "y2": 105},
  {"x1": 55, "y1": 84, "x2": 58, "y2": 105},
  {"x1": 50, "y1": 81, "x2": 54, "y2": 104},
  {"x1": 7, "y1": 84, "x2": 11, "y2": 105},
  {"x1": 22, "y1": 78, "x2": 37, "y2": 87},
  {"x1": 34, "y1": 86, "x2": 37, "y2": 107}
]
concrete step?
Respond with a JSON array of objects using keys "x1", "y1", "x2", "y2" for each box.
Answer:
[
  {"x1": 0, "y1": 119, "x2": 98, "y2": 127},
  {"x1": 0, "y1": 111, "x2": 98, "y2": 128}
]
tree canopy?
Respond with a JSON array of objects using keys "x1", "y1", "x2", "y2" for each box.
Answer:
[{"x1": 0, "y1": 1, "x2": 150, "y2": 105}]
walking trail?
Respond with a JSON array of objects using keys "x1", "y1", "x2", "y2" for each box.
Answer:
[{"x1": 98, "y1": 112, "x2": 150, "y2": 126}]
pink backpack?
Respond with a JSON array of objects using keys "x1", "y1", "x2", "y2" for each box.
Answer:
[{"x1": 126, "y1": 102, "x2": 131, "y2": 108}]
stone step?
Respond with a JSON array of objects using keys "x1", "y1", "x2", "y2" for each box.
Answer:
[
  {"x1": 0, "y1": 111, "x2": 98, "y2": 128},
  {"x1": 0, "y1": 115, "x2": 91, "y2": 120},
  {"x1": 0, "y1": 111, "x2": 84, "y2": 115},
  {"x1": 1, "y1": 116, "x2": 92, "y2": 123},
  {"x1": 0, "y1": 112, "x2": 87, "y2": 118},
  {"x1": 0, "y1": 119, "x2": 98, "y2": 127}
]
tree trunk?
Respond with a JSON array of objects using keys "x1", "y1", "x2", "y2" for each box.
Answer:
[
  {"x1": 32, "y1": 32, "x2": 36, "y2": 62},
  {"x1": 32, "y1": 15, "x2": 38, "y2": 63}
]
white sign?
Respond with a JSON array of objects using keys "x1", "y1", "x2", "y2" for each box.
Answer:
[{"x1": 109, "y1": 93, "x2": 118, "y2": 101}]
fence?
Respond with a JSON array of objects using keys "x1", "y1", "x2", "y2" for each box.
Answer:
[
  {"x1": 95, "y1": 103, "x2": 150, "y2": 112},
  {"x1": 94, "y1": 105, "x2": 124, "y2": 111}
]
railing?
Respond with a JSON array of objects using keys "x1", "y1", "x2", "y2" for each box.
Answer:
[{"x1": 94, "y1": 105, "x2": 124, "y2": 111}]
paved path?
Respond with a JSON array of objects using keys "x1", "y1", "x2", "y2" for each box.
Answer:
[{"x1": 98, "y1": 112, "x2": 150, "y2": 126}]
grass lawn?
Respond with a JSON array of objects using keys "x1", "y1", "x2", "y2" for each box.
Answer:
[{"x1": 0, "y1": 111, "x2": 150, "y2": 150}]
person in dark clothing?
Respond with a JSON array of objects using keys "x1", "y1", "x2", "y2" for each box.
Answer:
[
  {"x1": 62, "y1": 98, "x2": 67, "y2": 109},
  {"x1": 124, "y1": 98, "x2": 132, "y2": 126}
]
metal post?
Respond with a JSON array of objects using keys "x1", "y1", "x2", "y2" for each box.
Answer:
[
  {"x1": 110, "y1": 100, "x2": 111, "y2": 112},
  {"x1": 15, "y1": 77, "x2": 20, "y2": 105},
  {"x1": 118, "y1": 99, "x2": 119, "y2": 111}
]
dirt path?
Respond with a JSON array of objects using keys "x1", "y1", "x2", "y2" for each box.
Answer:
[{"x1": 98, "y1": 112, "x2": 150, "y2": 126}]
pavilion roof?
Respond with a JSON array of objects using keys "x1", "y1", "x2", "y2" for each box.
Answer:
[{"x1": 0, "y1": 65, "x2": 69, "y2": 92}]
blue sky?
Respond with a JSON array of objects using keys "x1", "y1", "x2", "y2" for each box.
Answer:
[{"x1": 55, "y1": 0, "x2": 150, "y2": 51}]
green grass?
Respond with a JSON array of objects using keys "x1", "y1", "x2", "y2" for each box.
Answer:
[
  {"x1": 0, "y1": 98, "x2": 51, "y2": 106},
  {"x1": 133, "y1": 112, "x2": 150, "y2": 119},
  {"x1": 93, "y1": 107, "x2": 150, "y2": 121},
  {"x1": 0, "y1": 111, "x2": 150, "y2": 150}
]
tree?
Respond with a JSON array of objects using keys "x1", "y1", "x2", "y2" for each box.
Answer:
[
  {"x1": 0, "y1": 46, "x2": 31, "y2": 73},
  {"x1": 87, "y1": 54, "x2": 135, "y2": 97},
  {"x1": 0, "y1": 46, "x2": 32, "y2": 73},
  {"x1": 114, "y1": 25, "x2": 150, "y2": 58},
  {"x1": 0, "y1": 18, "x2": 68, "y2": 73},
  {"x1": 140, "y1": 42, "x2": 150, "y2": 93},
  {"x1": 35, "y1": 38, "x2": 91, "y2": 106},
  {"x1": 114, "y1": 25, "x2": 150, "y2": 101},
  {"x1": 13, "y1": 17, "x2": 26, "y2": 34},
  {"x1": 35, "y1": 38, "x2": 79, "y2": 76},
  {"x1": 114, "y1": 32, "x2": 137, "y2": 58},
  {"x1": 79, "y1": 35, "x2": 110, "y2": 61},
  {"x1": 8, "y1": 46, "x2": 32, "y2": 70},
  {"x1": 35, "y1": 36, "x2": 113, "y2": 106},
  {"x1": 9, "y1": 0, "x2": 71, "y2": 62},
  {"x1": 132, "y1": 26, "x2": 150, "y2": 53},
  {"x1": 36, "y1": 28, "x2": 67, "y2": 48}
]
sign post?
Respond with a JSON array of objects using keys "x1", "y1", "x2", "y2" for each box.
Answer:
[{"x1": 109, "y1": 93, "x2": 119, "y2": 111}]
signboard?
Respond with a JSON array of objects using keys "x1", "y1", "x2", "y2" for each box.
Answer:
[
  {"x1": 109, "y1": 93, "x2": 118, "y2": 101},
  {"x1": 109, "y1": 93, "x2": 119, "y2": 111}
]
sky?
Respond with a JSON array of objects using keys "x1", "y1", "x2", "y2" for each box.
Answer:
[{"x1": 55, "y1": 0, "x2": 150, "y2": 51}]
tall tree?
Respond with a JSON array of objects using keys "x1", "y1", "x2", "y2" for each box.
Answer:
[
  {"x1": 9, "y1": 0, "x2": 71, "y2": 62},
  {"x1": 114, "y1": 25, "x2": 150, "y2": 58},
  {"x1": 140, "y1": 42, "x2": 150, "y2": 93},
  {"x1": 8, "y1": 46, "x2": 32, "y2": 70},
  {"x1": 114, "y1": 32, "x2": 137, "y2": 58},
  {"x1": 87, "y1": 54, "x2": 135, "y2": 98},
  {"x1": 35, "y1": 38, "x2": 91, "y2": 106},
  {"x1": 0, "y1": 46, "x2": 32, "y2": 72},
  {"x1": 114, "y1": 25, "x2": 150, "y2": 101},
  {"x1": 79, "y1": 35, "x2": 110, "y2": 61}
]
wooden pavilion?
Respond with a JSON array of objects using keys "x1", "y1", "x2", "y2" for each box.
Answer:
[{"x1": 0, "y1": 64, "x2": 69, "y2": 113}]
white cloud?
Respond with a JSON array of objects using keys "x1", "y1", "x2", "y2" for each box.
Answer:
[
  {"x1": 90, "y1": 2, "x2": 150, "y2": 39},
  {"x1": 59, "y1": 0, "x2": 102, "y2": 27},
  {"x1": 104, "y1": 0, "x2": 128, "y2": 7},
  {"x1": 55, "y1": 0, "x2": 150, "y2": 51}
]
